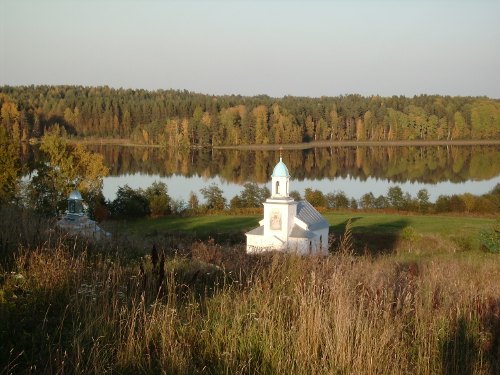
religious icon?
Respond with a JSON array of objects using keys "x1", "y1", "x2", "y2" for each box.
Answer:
[{"x1": 270, "y1": 209, "x2": 282, "y2": 230}]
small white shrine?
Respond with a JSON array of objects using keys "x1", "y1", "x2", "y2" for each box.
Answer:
[
  {"x1": 55, "y1": 189, "x2": 110, "y2": 239},
  {"x1": 245, "y1": 156, "x2": 330, "y2": 255}
]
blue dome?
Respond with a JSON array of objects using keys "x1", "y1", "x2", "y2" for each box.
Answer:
[
  {"x1": 272, "y1": 157, "x2": 291, "y2": 178},
  {"x1": 69, "y1": 189, "x2": 83, "y2": 201}
]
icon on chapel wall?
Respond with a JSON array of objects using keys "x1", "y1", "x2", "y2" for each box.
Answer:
[{"x1": 270, "y1": 209, "x2": 282, "y2": 230}]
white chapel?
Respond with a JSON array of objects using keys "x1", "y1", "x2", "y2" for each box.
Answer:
[{"x1": 245, "y1": 156, "x2": 330, "y2": 255}]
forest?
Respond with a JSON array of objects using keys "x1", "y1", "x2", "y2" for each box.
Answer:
[{"x1": 1, "y1": 85, "x2": 500, "y2": 146}]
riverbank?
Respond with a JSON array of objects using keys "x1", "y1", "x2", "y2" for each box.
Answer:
[{"x1": 61, "y1": 137, "x2": 500, "y2": 149}]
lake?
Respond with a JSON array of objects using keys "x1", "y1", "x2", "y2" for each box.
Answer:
[{"x1": 79, "y1": 144, "x2": 500, "y2": 204}]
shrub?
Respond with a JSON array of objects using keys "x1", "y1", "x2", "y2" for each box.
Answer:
[
  {"x1": 474, "y1": 195, "x2": 498, "y2": 214},
  {"x1": 434, "y1": 195, "x2": 450, "y2": 213},
  {"x1": 107, "y1": 184, "x2": 150, "y2": 219},
  {"x1": 449, "y1": 194, "x2": 466, "y2": 212},
  {"x1": 304, "y1": 187, "x2": 327, "y2": 208},
  {"x1": 200, "y1": 183, "x2": 227, "y2": 210},
  {"x1": 450, "y1": 232, "x2": 475, "y2": 252},
  {"x1": 401, "y1": 226, "x2": 420, "y2": 253},
  {"x1": 401, "y1": 226, "x2": 419, "y2": 242},
  {"x1": 387, "y1": 185, "x2": 405, "y2": 210},
  {"x1": 479, "y1": 218, "x2": 500, "y2": 253},
  {"x1": 326, "y1": 190, "x2": 349, "y2": 209}
]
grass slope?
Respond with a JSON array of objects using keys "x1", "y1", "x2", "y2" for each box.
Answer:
[{"x1": 2, "y1": 207, "x2": 500, "y2": 374}]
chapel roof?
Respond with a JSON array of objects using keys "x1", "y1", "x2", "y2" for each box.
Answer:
[
  {"x1": 289, "y1": 224, "x2": 316, "y2": 239},
  {"x1": 245, "y1": 226, "x2": 265, "y2": 236},
  {"x1": 69, "y1": 189, "x2": 83, "y2": 201},
  {"x1": 271, "y1": 157, "x2": 291, "y2": 178},
  {"x1": 296, "y1": 200, "x2": 330, "y2": 231}
]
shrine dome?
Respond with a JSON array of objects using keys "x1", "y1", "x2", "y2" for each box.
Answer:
[
  {"x1": 272, "y1": 157, "x2": 291, "y2": 178},
  {"x1": 69, "y1": 189, "x2": 83, "y2": 201}
]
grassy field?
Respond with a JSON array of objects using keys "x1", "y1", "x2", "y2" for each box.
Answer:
[
  {"x1": 110, "y1": 211, "x2": 495, "y2": 237},
  {"x1": 2, "y1": 207, "x2": 500, "y2": 374},
  {"x1": 106, "y1": 211, "x2": 495, "y2": 256}
]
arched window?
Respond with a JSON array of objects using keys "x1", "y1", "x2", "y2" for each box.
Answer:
[{"x1": 276, "y1": 181, "x2": 280, "y2": 194}]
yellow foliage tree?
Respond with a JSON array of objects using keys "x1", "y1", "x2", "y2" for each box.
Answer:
[
  {"x1": 0, "y1": 124, "x2": 20, "y2": 204},
  {"x1": 29, "y1": 131, "x2": 109, "y2": 215}
]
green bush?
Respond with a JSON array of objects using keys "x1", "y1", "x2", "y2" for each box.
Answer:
[{"x1": 479, "y1": 218, "x2": 500, "y2": 253}]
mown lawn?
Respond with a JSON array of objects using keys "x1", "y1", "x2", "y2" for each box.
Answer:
[
  {"x1": 108, "y1": 214, "x2": 262, "y2": 237},
  {"x1": 109, "y1": 211, "x2": 495, "y2": 238},
  {"x1": 322, "y1": 212, "x2": 495, "y2": 236}
]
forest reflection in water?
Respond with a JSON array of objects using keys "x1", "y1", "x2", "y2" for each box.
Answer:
[{"x1": 76, "y1": 144, "x2": 500, "y2": 202}]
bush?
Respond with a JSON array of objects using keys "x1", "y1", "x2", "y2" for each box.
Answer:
[
  {"x1": 107, "y1": 185, "x2": 150, "y2": 219},
  {"x1": 434, "y1": 195, "x2": 450, "y2": 213},
  {"x1": 304, "y1": 187, "x2": 327, "y2": 208},
  {"x1": 450, "y1": 233, "x2": 475, "y2": 252},
  {"x1": 479, "y1": 218, "x2": 500, "y2": 253},
  {"x1": 145, "y1": 181, "x2": 172, "y2": 217},
  {"x1": 200, "y1": 183, "x2": 227, "y2": 210},
  {"x1": 326, "y1": 190, "x2": 349, "y2": 209},
  {"x1": 401, "y1": 226, "x2": 420, "y2": 243},
  {"x1": 474, "y1": 195, "x2": 498, "y2": 214},
  {"x1": 449, "y1": 195, "x2": 466, "y2": 212}
]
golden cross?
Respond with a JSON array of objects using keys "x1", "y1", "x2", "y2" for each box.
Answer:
[{"x1": 279, "y1": 146, "x2": 283, "y2": 158}]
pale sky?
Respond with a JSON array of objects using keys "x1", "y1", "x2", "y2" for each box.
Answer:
[{"x1": 1, "y1": 0, "x2": 499, "y2": 99}]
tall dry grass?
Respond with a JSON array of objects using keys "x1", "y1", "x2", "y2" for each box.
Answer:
[{"x1": 1, "y1": 213, "x2": 500, "y2": 374}]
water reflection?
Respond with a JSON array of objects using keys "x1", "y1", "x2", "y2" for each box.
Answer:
[
  {"x1": 76, "y1": 144, "x2": 500, "y2": 201},
  {"x1": 81, "y1": 144, "x2": 500, "y2": 182}
]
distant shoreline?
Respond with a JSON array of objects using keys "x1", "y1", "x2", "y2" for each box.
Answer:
[{"x1": 67, "y1": 138, "x2": 500, "y2": 150}]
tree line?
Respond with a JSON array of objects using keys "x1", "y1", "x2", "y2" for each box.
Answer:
[
  {"x1": 105, "y1": 180, "x2": 500, "y2": 221},
  {"x1": 1, "y1": 85, "x2": 499, "y2": 146}
]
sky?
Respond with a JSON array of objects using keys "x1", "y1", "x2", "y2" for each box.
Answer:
[{"x1": 1, "y1": 0, "x2": 499, "y2": 99}]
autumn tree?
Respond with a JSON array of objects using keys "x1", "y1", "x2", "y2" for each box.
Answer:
[
  {"x1": 238, "y1": 182, "x2": 269, "y2": 208},
  {"x1": 355, "y1": 118, "x2": 365, "y2": 141},
  {"x1": 188, "y1": 191, "x2": 199, "y2": 209},
  {"x1": 304, "y1": 188, "x2": 327, "y2": 207},
  {"x1": 305, "y1": 115, "x2": 315, "y2": 141},
  {"x1": 360, "y1": 192, "x2": 375, "y2": 210},
  {"x1": 107, "y1": 185, "x2": 150, "y2": 219},
  {"x1": 387, "y1": 186, "x2": 405, "y2": 210},
  {"x1": 452, "y1": 111, "x2": 469, "y2": 140},
  {"x1": 144, "y1": 181, "x2": 171, "y2": 217},
  {"x1": 326, "y1": 190, "x2": 349, "y2": 209},
  {"x1": 289, "y1": 190, "x2": 302, "y2": 201},
  {"x1": 0, "y1": 124, "x2": 20, "y2": 204},
  {"x1": 329, "y1": 106, "x2": 340, "y2": 140},
  {"x1": 417, "y1": 188, "x2": 430, "y2": 214},
  {"x1": 27, "y1": 131, "x2": 109, "y2": 216},
  {"x1": 363, "y1": 110, "x2": 374, "y2": 140},
  {"x1": 253, "y1": 105, "x2": 269, "y2": 144},
  {"x1": 1, "y1": 101, "x2": 20, "y2": 135},
  {"x1": 200, "y1": 183, "x2": 226, "y2": 210}
]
